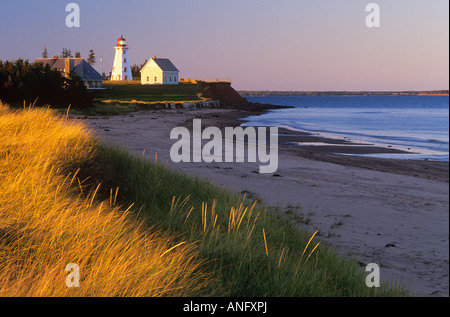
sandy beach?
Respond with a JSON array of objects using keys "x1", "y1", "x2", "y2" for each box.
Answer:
[{"x1": 76, "y1": 107, "x2": 449, "y2": 296}]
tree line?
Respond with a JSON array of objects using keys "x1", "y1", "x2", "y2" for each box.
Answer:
[
  {"x1": 130, "y1": 59, "x2": 148, "y2": 80},
  {"x1": 42, "y1": 45, "x2": 96, "y2": 66},
  {"x1": 0, "y1": 59, "x2": 93, "y2": 109},
  {"x1": 42, "y1": 46, "x2": 150, "y2": 80}
]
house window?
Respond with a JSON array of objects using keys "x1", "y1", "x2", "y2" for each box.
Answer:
[
  {"x1": 124, "y1": 75, "x2": 128, "y2": 80},
  {"x1": 165, "y1": 76, "x2": 167, "y2": 82},
  {"x1": 123, "y1": 58, "x2": 127, "y2": 63},
  {"x1": 154, "y1": 76, "x2": 157, "y2": 82},
  {"x1": 147, "y1": 76, "x2": 149, "y2": 82},
  {"x1": 174, "y1": 76, "x2": 177, "y2": 82},
  {"x1": 170, "y1": 77, "x2": 172, "y2": 82},
  {"x1": 123, "y1": 67, "x2": 127, "y2": 72}
]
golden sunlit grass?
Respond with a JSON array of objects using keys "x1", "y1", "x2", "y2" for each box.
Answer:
[{"x1": 0, "y1": 102, "x2": 207, "y2": 296}]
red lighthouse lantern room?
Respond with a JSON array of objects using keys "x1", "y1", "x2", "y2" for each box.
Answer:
[{"x1": 117, "y1": 35, "x2": 127, "y2": 47}]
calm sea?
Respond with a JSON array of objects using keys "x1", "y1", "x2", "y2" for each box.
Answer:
[{"x1": 243, "y1": 95, "x2": 449, "y2": 161}]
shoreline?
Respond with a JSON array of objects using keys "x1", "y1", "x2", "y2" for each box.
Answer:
[
  {"x1": 77, "y1": 105, "x2": 449, "y2": 296},
  {"x1": 239, "y1": 92, "x2": 450, "y2": 97},
  {"x1": 195, "y1": 106, "x2": 449, "y2": 183}
]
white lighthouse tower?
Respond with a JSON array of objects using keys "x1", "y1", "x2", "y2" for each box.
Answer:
[{"x1": 111, "y1": 35, "x2": 133, "y2": 81}]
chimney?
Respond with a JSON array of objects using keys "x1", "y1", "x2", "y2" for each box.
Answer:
[
  {"x1": 152, "y1": 55, "x2": 156, "y2": 60},
  {"x1": 64, "y1": 59, "x2": 74, "y2": 77}
]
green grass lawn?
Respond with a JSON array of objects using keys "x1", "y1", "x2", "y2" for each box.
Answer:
[
  {"x1": 96, "y1": 81, "x2": 205, "y2": 103},
  {"x1": 66, "y1": 103, "x2": 144, "y2": 116}
]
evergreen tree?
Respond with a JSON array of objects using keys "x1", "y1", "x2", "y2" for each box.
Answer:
[
  {"x1": 75, "y1": 51, "x2": 81, "y2": 58},
  {"x1": 0, "y1": 58, "x2": 93, "y2": 109},
  {"x1": 61, "y1": 48, "x2": 73, "y2": 58},
  {"x1": 42, "y1": 45, "x2": 48, "y2": 58},
  {"x1": 131, "y1": 59, "x2": 148, "y2": 79},
  {"x1": 87, "y1": 49, "x2": 96, "y2": 65},
  {"x1": 131, "y1": 64, "x2": 140, "y2": 79}
]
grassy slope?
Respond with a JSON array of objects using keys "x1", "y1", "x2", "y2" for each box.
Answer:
[
  {"x1": 89, "y1": 145, "x2": 408, "y2": 296},
  {"x1": 0, "y1": 103, "x2": 408, "y2": 296},
  {"x1": 66, "y1": 81, "x2": 206, "y2": 116},
  {"x1": 0, "y1": 103, "x2": 206, "y2": 296},
  {"x1": 97, "y1": 81, "x2": 204, "y2": 103}
]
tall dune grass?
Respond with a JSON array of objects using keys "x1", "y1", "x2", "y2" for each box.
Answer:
[
  {"x1": 86, "y1": 138, "x2": 409, "y2": 297},
  {"x1": 0, "y1": 102, "x2": 207, "y2": 296}
]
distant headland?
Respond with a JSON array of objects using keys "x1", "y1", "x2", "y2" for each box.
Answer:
[{"x1": 239, "y1": 90, "x2": 449, "y2": 97}]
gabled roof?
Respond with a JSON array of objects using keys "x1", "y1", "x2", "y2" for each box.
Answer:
[
  {"x1": 34, "y1": 58, "x2": 69, "y2": 71},
  {"x1": 34, "y1": 58, "x2": 104, "y2": 81},
  {"x1": 141, "y1": 58, "x2": 179, "y2": 72},
  {"x1": 73, "y1": 59, "x2": 105, "y2": 81}
]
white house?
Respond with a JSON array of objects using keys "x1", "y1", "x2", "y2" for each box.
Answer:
[{"x1": 140, "y1": 56, "x2": 179, "y2": 85}]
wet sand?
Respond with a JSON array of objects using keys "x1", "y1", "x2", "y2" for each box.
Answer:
[{"x1": 76, "y1": 107, "x2": 449, "y2": 296}]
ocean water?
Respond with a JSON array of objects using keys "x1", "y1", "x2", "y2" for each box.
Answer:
[{"x1": 242, "y1": 95, "x2": 449, "y2": 161}]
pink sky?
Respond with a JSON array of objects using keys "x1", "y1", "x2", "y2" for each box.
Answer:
[{"x1": 0, "y1": 0, "x2": 448, "y2": 91}]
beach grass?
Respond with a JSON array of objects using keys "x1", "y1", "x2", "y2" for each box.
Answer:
[
  {"x1": 92, "y1": 145, "x2": 409, "y2": 296},
  {"x1": 0, "y1": 102, "x2": 409, "y2": 296},
  {"x1": 0, "y1": 102, "x2": 207, "y2": 296}
]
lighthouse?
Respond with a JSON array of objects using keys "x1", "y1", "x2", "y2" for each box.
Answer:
[{"x1": 111, "y1": 35, "x2": 133, "y2": 81}]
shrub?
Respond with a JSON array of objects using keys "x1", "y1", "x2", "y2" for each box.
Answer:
[{"x1": 0, "y1": 59, "x2": 93, "y2": 109}]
